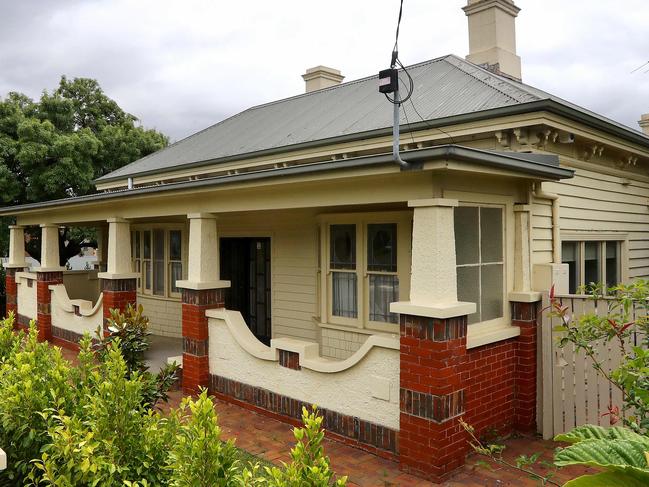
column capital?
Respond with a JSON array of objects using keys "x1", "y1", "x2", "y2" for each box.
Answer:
[
  {"x1": 408, "y1": 198, "x2": 458, "y2": 208},
  {"x1": 8, "y1": 225, "x2": 25, "y2": 230},
  {"x1": 39, "y1": 223, "x2": 61, "y2": 229},
  {"x1": 513, "y1": 204, "x2": 532, "y2": 212},
  {"x1": 187, "y1": 212, "x2": 218, "y2": 220},
  {"x1": 176, "y1": 279, "x2": 230, "y2": 291},
  {"x1": 106, "y1": 217, "x2": 129, "y2": 223}
]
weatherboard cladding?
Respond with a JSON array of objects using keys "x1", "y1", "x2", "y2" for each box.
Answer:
[{"x1": 97, "y1": 54, "x2": 561, "y2": 182}]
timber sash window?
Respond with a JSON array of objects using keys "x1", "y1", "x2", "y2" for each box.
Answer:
[
  {"x1": 324, "y1": 214, "x2": 408, "y2": 330},
  {"x1": 562, "y1": 240, "x2": 621, "y2": 293},
  {"x1": 367, "y1": 223, "x2": 398, "y2": 324},
  {"x1": 454, "y1": 206, "x2": 505, "y2": 325},
  {"x1": 131, "y1": 227, "x2": 185, "y2": 298},
  {"x1": 330, "y1": 224, "x2": 357, "y2": 318}
]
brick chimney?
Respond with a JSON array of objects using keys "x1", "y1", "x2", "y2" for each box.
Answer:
[
  {"x1": 301, "y1": 66, "x2": 344, "y2": 93},
  {"x1": 463, "y1": 0, "x2": 522, "y2": 81},
  {"x1": 639, "y1": 114, "x2": 649, "y2": 136}
]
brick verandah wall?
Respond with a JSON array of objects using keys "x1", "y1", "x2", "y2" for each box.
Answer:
[
  {"x1": 36, "y1": 271, "x2": 63, "y2": 342},
  {"x1": 399, "y1": 301, "x2": 541, "y2": 482},
  {"x1": 101, "y1": 279, "x2": 137, "y2": 336},
  {"x1": 181, "y1": 288, "x2": 224, "y2": 395},
  {"x1": 399, "y1": 314, "x2": 469, "y2": 482},
  {"x1": 5, "y1": 268, "x2": 18, "y2": 317},
  {"x1": 512, "y1": 301, "x2": 540, "y2": 432}
]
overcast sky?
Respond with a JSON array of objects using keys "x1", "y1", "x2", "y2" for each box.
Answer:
[{"x1": 1, "y1": 0, "x2": 648, "y2": 142}]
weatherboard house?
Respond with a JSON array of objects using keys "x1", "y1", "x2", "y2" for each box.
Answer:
[{"x1": 3, "y1": 0, "x2": 649, "y2": 482}]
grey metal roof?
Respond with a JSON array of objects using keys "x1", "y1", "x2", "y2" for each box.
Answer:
[
  {"x1": 98, "y1": 54, "x2": 648, "y2": 183},
  {"x1": 0, "y1": 145, "x2": 573, "y2": 216}
]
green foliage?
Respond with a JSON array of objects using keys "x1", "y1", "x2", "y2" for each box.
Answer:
[
  {"x1": 261, "y1": 405, "x2": 347, "y2": 487},
  {"x1": 553, "y1": 424, "x2": 649, "y2": 487},
  {"x1": 96, "y1": 304, "x2": 180, "y2": 409},
  {"x1": 0, "y1": 315, "x2": 346, "y2": 486},
  {"x1": 167, "y1": 391, "x2": 239, "y2": 487},
  {"x1": 0, "y1": 76, "x2": 168, "y2": 258}
]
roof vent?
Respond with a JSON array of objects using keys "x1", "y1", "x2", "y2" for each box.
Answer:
[
  {"x1": 639, "y1": 113, "x2": 649, "y2": 136},
  {"x1": 463, "y1": 0, "x2": 522, "y2": 81},
  {"x1": 301, "y1": 66, "x2": 344, "y2": 93}
]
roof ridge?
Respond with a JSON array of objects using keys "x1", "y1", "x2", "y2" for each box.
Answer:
[
  {"x1": 243, "y1": 54, "x2": 453, "y2": 112},
  {"x1": 443, "y1": 54, "x2": 543, "y2": 104}
]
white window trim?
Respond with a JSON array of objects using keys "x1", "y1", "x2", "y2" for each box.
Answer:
[
  {"x1": 317, "y1": 211, "x2": 412, "y2": 334},
  {"x1": 131, "y1": 224, "x2": 188, "y2": 301}
]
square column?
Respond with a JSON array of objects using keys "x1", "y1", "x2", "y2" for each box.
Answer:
[
  {"x1": 97, "y1": 218, "x2": 139, "y2": 335},
  {"x1": 176, "y1": 213, "x2": 230, "y2": 395},
  {"x1": 36, "y1": 224, "x2": 64, "y2": 341},
  {"x1": 5, "y1": 225, "x2": 28, "y2": 317},
  {"x1": 390, "y1": 199, "x2": 476, "y2": 482}
]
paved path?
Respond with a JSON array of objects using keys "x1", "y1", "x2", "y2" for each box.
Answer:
[{"x1": 60, "y1": 346, "x2": 596, "y2": 486}]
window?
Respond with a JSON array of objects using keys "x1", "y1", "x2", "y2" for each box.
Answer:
[
  {"x1": 131, "y1": 227, "x2": 185, "y2": 298},
  {"x1": 562, "y1": 240, "x2": 621, "y2": 293},
  {"x1": 454, "y1": 206, "x2": 504, "y2": 325},
  {"x1": 324, "y1": 214, "x2": 408, "y2": 329},
  {"x1": 367, "y1": 224, "x2": 398, "y2": 324}
]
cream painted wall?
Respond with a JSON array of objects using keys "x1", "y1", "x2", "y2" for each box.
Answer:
[
  {"x1": 209, "y1": 314, "x2": 400, "y2": 429},
  {"x1": 50, "y1": 285, "x2": 103, "y2": 335},
  {"x1": 16, "y1": 273, "x2": 37, "y2": 320},
  {"x1": 219, "y1": 210, "x2": 320, "y2": 342},
  {"x1": 532, "y1": 161, "x2": 649, "y2": 280},
  {"x1": 137, "y1": 295, "x2": 182, "y2": 338}
]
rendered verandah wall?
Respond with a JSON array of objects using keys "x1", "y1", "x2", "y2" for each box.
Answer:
[{"x1": 207, "y1": 309, "x2": 400, "y2": 456}]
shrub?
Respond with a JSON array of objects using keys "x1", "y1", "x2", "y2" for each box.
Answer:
[
  {"x1": 96, "y1": 303, "x2": 180, "y2": 408},
  {"x1": 0, "y1": 314, "x2": 347, "y2": 486},
  {"x1": 262, "y1": 405, "x2": 347, "y2": 487},
  {"x1": 167, "y1": 391, "x2": 239, "y2": 487}
]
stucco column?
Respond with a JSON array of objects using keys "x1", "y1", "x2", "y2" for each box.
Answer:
[
  {"x1": 176, "y1": 213, "x2": 230, "y2": 395},
  {"x1": 34, "y1": 224, "x2": 64, "y2": 341},
  {"x1": 5, "y1": 225, "x2": 28, "y2": 317},
  {"x1": 98, "y1": 218, "x2": 138, "y2": 335},
  {"x1": 390, "y1": 199, "x2": 475, "y2": 482}
]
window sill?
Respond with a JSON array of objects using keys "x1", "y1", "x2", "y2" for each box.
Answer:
[{"x1": 466, "y1": 322, "x2": 520, "y2": 349}]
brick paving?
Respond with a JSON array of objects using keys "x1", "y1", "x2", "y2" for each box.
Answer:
[{"x1": 58, "y1": 346, "x2": 597, "y2": 486}]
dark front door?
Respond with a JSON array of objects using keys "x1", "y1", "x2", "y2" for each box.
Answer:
[{"x1": 220, "y1": 237, "x2": 271, "y2": 345}]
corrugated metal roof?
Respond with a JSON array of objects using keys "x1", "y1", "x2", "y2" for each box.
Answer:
[{"x1": 98, "y1": 54, "x2": 646, "y2": 182}]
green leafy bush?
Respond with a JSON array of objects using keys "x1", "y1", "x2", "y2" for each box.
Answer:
[
  {"x1": 0, "y1": 315, "x2": 347, "y2": 486},
  {"x1": 261, "y1": 405, "x2": 347, "y2": 487},
  {"x1": 554, "y1": 425, "x2": 649, "y2": 486},
  {"x1": 96, "y1": 303, "x2": 180, "y2": 408}
]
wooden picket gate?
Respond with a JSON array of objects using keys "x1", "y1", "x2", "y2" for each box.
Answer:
[{"x1": 538, "y1": 293, "x2": 645, "y2": 439}]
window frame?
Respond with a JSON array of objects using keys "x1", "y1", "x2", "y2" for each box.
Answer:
[
  {"x1": 319, "y1": 211, "x2": 411, "y2": 333},
  {"x1": 560, "y1": 233, "x2": 628, "y2": 293},
  {"x1": 455, "y1": 202, "x2": 507, "y2": 328},
  {"x1": 131, "y1": 224, "x2": 187, "y2": 300},
  {"x1": 446, "y1": 190, "x2": 515, "y2": 332}
]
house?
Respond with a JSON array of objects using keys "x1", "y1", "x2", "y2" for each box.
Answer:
[{"x1": 2, "y1": 0, "x2": 649, "y2": 482}]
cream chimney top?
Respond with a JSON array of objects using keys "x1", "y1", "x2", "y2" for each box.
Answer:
[
  {"x1": 639, "y1": 113, "x2": 649, "y2": 136},
  {"x1": 463, "y1": 0, "x2": 522, "y2": 81},
  {"x1": 301, "y1": 66, "x2": 344, "y2": 93}
]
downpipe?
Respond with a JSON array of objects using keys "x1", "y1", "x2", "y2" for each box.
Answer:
[{"x1": 392, "y1": 90, "x2": 409, "y2": 169}]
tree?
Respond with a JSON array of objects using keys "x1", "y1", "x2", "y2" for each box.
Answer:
[{"x1": 0, "y1": 76, "x2": 168, "y2": 264}]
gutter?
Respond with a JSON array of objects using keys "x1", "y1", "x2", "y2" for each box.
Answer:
[
  {"x1": 0, "y1": 145, "x2": 573, "y2": 216},
  {"x1": 95, "y1": 98, "x2": 649, "y2": 185}
]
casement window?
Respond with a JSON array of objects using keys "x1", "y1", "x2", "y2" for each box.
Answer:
[
  {"x1": 562, "y1": 240, "x2": 621, "y2": 293},
  {"x1": 322, "y1": 213, "x2": 410, "y2": 331},
  {"x1": 131, "y1": 227, "x2": 185, "y2": 298},
  {"x1": 454, "y1": 205, "x2": 505, "y2": 325}
]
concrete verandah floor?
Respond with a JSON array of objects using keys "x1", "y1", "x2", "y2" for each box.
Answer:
[
  {"x1": 58, "y1": 346, "x2": 595, "y2": 486},
  {"x1": 144, "y1": 335, "x2": 183, "y2": 372}
]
